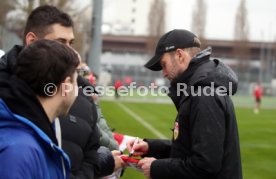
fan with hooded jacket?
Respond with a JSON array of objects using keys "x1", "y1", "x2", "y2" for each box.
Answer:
[
  {"x1": 0, "y1": 45, "x2": 115, "y2": 179},
  {"x1": 0, "y1": 74, "x2": 70, "y2": 179}
]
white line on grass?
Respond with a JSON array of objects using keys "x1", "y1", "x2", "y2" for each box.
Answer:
[{"x1": 117, "y1": 102, "x2": 168, "y2": 139}]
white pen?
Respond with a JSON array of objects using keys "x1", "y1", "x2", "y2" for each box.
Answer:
[{"x1": 129, "y1": 137, "x2": 139, "y2": 156}]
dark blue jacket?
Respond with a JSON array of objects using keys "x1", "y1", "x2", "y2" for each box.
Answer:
[{"x1": 0, "y1": 99, "x2": 70, "y2": 179}]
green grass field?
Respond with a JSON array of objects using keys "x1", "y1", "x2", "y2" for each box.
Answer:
[{"x1": 100, "y1": 98, "x2": 276, "y2": 179}]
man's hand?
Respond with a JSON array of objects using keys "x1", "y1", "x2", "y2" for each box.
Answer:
[
  {"x1": 126, "y1": 138, "x2": 149, "y2": 156},
  {"x1": 112, "y1": 150, "x2": 125, "y2": 171},
  {"x1": 138, "y1": 157, "x2": 156, "y2": 179}
]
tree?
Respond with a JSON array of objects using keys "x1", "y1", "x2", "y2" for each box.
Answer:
[
  {"x1": 147, "y1": 0, "x2": 166, "y2": 54},
  {"x1": 0, "y1": 0, "x2": 13, "y2": 47},
  {"x1": 0, "y1": 1, "x2": 13, "y2": 28},
  {"x1": 191, "y1": 0, "x2": 207, "y2": 48},
  {"x1": 233, "y1": 0, "x2": 251, "y2": 82},
  {"x1": 234, "y1": 0, "x2": 249, "y2": 41},
  {"x1": 1, "y1": 0, "x2": 89, "y2": 55}
]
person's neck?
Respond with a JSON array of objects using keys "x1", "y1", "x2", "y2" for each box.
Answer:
[{"x1": 37, "y1": 96, "x2": 59, "y2": 123}]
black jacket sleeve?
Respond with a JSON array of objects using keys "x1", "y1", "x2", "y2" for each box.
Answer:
[
  {"x1": 144, "y1": 139, "x2": 171, "y2": 159},
  {"x1": 70, "y1": 163, "x2": 94, "y2": 179},
  {"x1": 96, "y1": 146, "x2": 115, "y2": 177},
  {"x1": 150, "y1": 94, "x2": 226, "y2": 179}
]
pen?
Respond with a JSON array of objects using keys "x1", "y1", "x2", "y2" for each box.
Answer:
[{"x1": 129, "y1": 137, "x2": 139, "y2": 157}]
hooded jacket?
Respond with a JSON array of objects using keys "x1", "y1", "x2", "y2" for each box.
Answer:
[
  {"x1": 145, "y1": 48, "x2": 242, "y2": 179},
  {"x1": 1, "y1": 45, "x2": 114, "y2": 179},
  {"x1": 0, "y1": 45, "x2": 22, "y2": 78},
  {"x1": 0, "y1": 76, "x2": 70, "y2": 179}
]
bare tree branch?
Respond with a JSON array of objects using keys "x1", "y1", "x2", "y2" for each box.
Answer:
[
  {"x1": 2, "y1": 0, "x2": 89, "y2": 52},
  {"x1": 191, "y1": 0, "x2": 207, "y2": 48},
  {"x1": 233, "y1": 0, "x2": 251, "y2": 82},
  {"x1": 147, "y1": 0, "x2": 166, "y2": 54},
  {"x1": 191, "y1": 0, "x2": 206, "y2": 38},
  {"x1": 234, "y1": 0, "x2": 249, "y2": 41}
]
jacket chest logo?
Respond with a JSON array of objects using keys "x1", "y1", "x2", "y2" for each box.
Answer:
[{"x1": 173, "y1": 121, "x2": 179, "y2": 140}]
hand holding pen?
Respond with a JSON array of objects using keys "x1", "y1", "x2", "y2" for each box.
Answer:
[
  {"x1": 127, "y1": 137, "x2": 149, "y2": 157},
  {"x1": 129, "y1": 137, "x2": 139, "y2": 156}
]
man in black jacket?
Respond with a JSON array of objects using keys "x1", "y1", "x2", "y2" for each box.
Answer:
[
  {"x1": 127, "y1": 29, "x2": 242, "y2": 179},
  {"x1": 0, "y1": 5, "x2": 124, "y2": 179}
]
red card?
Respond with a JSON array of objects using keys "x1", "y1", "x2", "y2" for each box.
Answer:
[{"x1": 120, "y1": 155, "x2": 140, "y2": 163}]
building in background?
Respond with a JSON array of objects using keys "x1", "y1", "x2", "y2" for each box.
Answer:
[
  {"x1": 102, "y1": 0, "x2": 155, "y2": 36},
  {"x1": 0, "y1": 0, "x2": 275, "y2": 96}
]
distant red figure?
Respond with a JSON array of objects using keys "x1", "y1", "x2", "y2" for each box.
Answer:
[
  {"x1": 254, "y1": 82, "x2": 263, "y2": 114},
  {"x1": 114, "y1": 80, "x2": 123, "y2": 99}
]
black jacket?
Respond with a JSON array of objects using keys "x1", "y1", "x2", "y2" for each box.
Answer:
[
  {"x1": 60, "y1": 77, "x2": 114, "y2": 179},
  {"x1": 0, "y1": 45, "x2": 115, "y2": 179},
  {"x1": 0, "y1": 45, "x2": 23, "y2": 79},
  {"x1": 145, "y1": 48, "x2": 242, "y2": 179}
]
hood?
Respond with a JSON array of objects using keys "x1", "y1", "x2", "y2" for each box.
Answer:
[
  {"x1": 0, "y1": 76, "x2": 58, "y2": 145},
  {"x1": 169, "y1": 47, "x2": 238, "y2": 109},
  {"x1": 0, "y1": 98, "x2": 56, "y2": 147},
  {"x1": 0, "y1": 45, "x2": 23, "y2": 77},
  {"x1": 0, "y1": 99, "x2": 71, "y2": 174},
  {"x1": 191, "y1": 59, "x2": 238, "y2": 94}
]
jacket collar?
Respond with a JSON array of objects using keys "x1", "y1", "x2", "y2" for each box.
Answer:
[
  {"x1": 0, "y1": 45, "x2": 58, "y2": 145},
  {"x1": 168, "y1": 47, "x2": 212, "y2": 109},
  {"x1": 0, "y1": 99, "x2": 70, "y2": 173},
  {"x1": 0, "y1": 76, "x2": 58, "y2": 145}
]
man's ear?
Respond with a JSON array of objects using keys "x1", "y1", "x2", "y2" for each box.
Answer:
[
  {"x1": 176, "y1": 49, "x2": 185, "y2": 63},
  {"x1": 25, "y1": 32, "x2": 38, "y2": 46}
]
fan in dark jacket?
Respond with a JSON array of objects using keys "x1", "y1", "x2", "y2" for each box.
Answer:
[
  {"x1": 60, "y1": 76, "x2": 116, "y2": 178},
  {"x1": 127, "y1": 29, "x2": 242, "y2": 179}
]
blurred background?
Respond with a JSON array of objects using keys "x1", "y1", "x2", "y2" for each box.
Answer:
[
  {"x1": 1, "y1": 1, "x2": 276, "y2": 179},
  {"x1": 1, "y1": 0, "x2": 276, "y2": 96}
]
